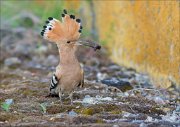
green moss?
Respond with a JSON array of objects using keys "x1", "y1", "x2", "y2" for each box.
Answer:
[
  {"x1": 77, "y1": 104, "x2": 121, "y2": 116},
  {"x1": 110, "y1": 110, "x2": 122, "y2": 114},
  {"x1": 81, "y1": 108, "x2": 95, "y2": 115},
  {"x1": 18, "y1": 88, "x2": 37, "y2": 96},
  {"x1": 47, "y1": 104, "x2": 75, "y2": 114},
  {"x1": 96, "y1": 119, "x2": 104, "y2": 123},
  {"x1": 0, "y1": 112, "x2": 24, "y2": 122}
]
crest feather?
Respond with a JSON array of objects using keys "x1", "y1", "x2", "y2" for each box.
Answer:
[{"x1": 41, "y1": 9, "x2": 82, "y2": 43}]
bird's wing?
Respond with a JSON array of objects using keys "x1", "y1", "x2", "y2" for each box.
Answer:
[{"x1": 49, "y1": 73, "x2": 60, "y2": 93}]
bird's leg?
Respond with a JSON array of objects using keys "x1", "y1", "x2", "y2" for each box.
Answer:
[
  {"x1": 69, "y1": 92, "x2": 73, "y2": 106},
  {"x1": 59, "y1": 88, "x2": 63, "y2": 106}
]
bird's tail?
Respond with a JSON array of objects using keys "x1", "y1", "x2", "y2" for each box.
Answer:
[{"x1": 41, "y1": 9, "x2": 82, "y2": 42}]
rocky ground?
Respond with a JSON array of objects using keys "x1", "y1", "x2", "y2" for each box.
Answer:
[{"x1": 0, "y1": 28, "x2": 179, "y2": 127}]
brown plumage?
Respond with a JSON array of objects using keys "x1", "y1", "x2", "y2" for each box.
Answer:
[{"x1": 41, "y1": 9, "x2": 100, "y2": 105}]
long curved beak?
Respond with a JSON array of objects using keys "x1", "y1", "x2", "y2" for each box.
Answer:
[{"x1": 77, "y1": 40, "x2": 101, "y2": 51}]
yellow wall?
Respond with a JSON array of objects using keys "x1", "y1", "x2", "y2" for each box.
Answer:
[
  {"x1": 95, "y1": 1, "x2": 179, "y2": 88},
  {"x1": 65, "y1": 1, "x2": 180, "y2": 88}
]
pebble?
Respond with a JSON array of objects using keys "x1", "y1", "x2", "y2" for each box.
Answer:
[
  {"x1": 153, "y1": 96, "x2": 166, "y2": 105},
  {"x1": 82, "y1": 95, "x2": 98, "y2": 104},
  {"x1": 44, "y1": 55, "x2": 58, "y2": 66},
  {"x1": 82, "y1": 95, "x2": 113, "y2": 105},
  {"x1": 68, "y1": 111, "x2": 78, "y2": 117},
  {"x1": 115, "y1": 71, "x2": 132, "y2": 79},
  {"x1": 139, "y1": 123, "x2": 147, "y2": 127},
  {"x1": 37, "y1": 45, "x2": 48, "y2": 53},
  {"x1": 4, "y1": 57, "x2": 21, "y2": 66},
  {"x1": 14, "y1": 43, "x2": 32, "y2": 56},
  {"x1": 135, "y1": 74, "x2": 150, "y2": 84},
  {"x1": 113, "y1": 125, "x2": 119, "y2": 127},
  {"x1": 108, "y1": 64, "x2": 121, "y2": 71},
  {"x1": 5, "y1": 99, "x2": 13, "y2": 105},
  {"x1": 101, "y1": 78, "x2": 133, "y2": 92},
  {"x1": 101, "y1": 97, "x2": 113, "y2": 101},
  {"x1": 96, "y1": 72, "x2": 108, "y2": 81}
]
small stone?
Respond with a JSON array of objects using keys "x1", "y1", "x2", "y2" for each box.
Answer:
[
  {"x1": 139, "y1": 123, "x2": 147, "y2": 127},
  {"x1": 101, "y1": 78, "x2": 133, "y2": 92},
  {"x1": 50, "y1": 117, "x2": 55, "y2": 121},
  {"x1": 4, "y1": 57, "x2": 21, "y2": 66},
  {"x1": 5, "y1": 99, "x2": 13, "y2": 105},
  {"x1": 96, "y1": 72, "x2": 108, "y2": 81},
  {"x1": 43, "y1": 55, "x2": 58, "y2": 66},
  {"x1": 124, "y1": 92, "x2": 129, "y2": 96},
  {"x1": 37, "y1": 45, "x2": 48, "y2": 53},
  {"x1": 82, "y1": 95, "x2": 98, "y2": 104},
  {"x1": 153, "y1": 97, "x2": 166, "y2": 105},
  {"x1": 68, "y1": 110, "x2": 77, "y2": 117},
  {"x1": 76, "y1": 106, "x2": 80, "y2": 108},
  {"x1": 115, "y1": 71, "x2": 132, "y2": 79},
  {"x1": 113, "y1": 125, "x2": 119, "y2": 127},
  {"x1": 101, "y1": 97, "x2": 113, "y2": 101},
  {"x1": 108, "y1": 64, "x2": 121, "y2": 71}
]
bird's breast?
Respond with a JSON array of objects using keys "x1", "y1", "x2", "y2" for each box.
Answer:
[{"x1": 59, "y1": 64, "x2": 82, "y2": 93}]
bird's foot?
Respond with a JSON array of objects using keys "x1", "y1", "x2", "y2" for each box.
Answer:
[
  {"x1": 45, "y1": 93, "x2": 59, "y2": 98},
  {"x1": 60, "y1": 100, "x2": 63, "y2": 107}
]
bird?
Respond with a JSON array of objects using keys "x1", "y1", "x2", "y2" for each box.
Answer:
[{"x1": 41, "y1": 9, "x2": 101, "y2": 105}]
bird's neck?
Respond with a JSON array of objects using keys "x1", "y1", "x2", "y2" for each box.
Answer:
[{"x1": 57, "y1": 44, "x2": 79, "y2": 66}]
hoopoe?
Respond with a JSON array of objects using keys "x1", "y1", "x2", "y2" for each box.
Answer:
[{"x1": 41, "y1": 9, "x2": 101, "y2": 105}]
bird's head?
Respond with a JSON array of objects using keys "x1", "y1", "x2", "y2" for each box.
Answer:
[{"x1": 41, "y1": 9, "x2": 101, "y2": 51}]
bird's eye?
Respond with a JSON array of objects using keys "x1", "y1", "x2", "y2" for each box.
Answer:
[{"x1": 67, "y1": 41, "x2": 70, "y2": 43}]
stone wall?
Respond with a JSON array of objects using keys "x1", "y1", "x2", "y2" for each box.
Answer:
[{"x1": 65, "y1": 1, "x2": 180, "y2": 88}]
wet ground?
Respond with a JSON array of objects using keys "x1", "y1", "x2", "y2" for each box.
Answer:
[{"x1": 0, "y1": 28, "x2": 179, "y2": 127}]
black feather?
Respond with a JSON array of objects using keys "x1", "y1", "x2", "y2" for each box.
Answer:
[
  {"x1": 41, "y1": 32, "x2": 44, "y2": 36},
  {"x1": 62, "y1": 14, "x2": 65, "y2": 17},
  {"x1": 48, "y1": 17, "x2": 53, "y2": 20},
  {"x1": 70, "y1": 15, "x2": 75, "y2": 19},
  {"x1": 76, "y1": 19, "x2": 81, "y2": 23},
  {"x1": 63, "y1": 9, "x2": 67, "y2": 14}
]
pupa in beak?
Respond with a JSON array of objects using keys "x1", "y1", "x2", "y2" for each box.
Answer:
[{"x1": 76, "y1": 39, "x2": 101, "y2": 51}]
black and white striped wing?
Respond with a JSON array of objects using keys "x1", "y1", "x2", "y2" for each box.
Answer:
[{"x1": 50, "y1": 74, "x2": 59, "y2": 91}]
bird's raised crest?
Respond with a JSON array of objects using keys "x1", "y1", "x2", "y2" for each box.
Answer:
[{"x1": 41, "y1": 9, "x2": 82, "y2": 43}]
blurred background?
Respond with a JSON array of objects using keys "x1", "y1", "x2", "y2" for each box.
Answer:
[{"x1": 0, "y1": 0, "x2": 179, "y2": 87}]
